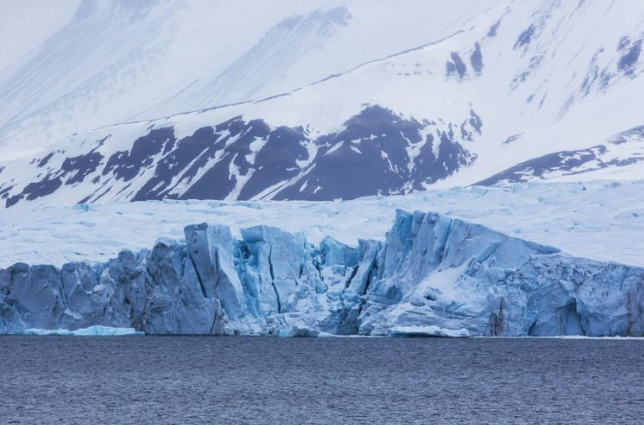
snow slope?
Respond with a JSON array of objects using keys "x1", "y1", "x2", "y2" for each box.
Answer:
[
  {"x1": 0, "y1": 0, "x2": 487, "y2": 155},
  {"x1": 0, "y1": 0, "x2": 79, "y2": 76},
  {"x1": 1, "y1": 180, "x2": 642, "y2": 268},
  {"x1": 0, "y1": 0, "x2": 642, "y2": 207}
]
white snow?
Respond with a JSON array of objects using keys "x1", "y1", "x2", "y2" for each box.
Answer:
[
  {"x1": 1, "y1": 180, "x2": 643, "y2": 268},
  {"x1": 0, "y1": 0, "x2": 489, "y2": 155},
  {"x1": 246, "y1": 137, "x2": 268, "y2": 165},
  {"x1": 1, "y1": 0, "x2": 643, "y2": 191},
  {"x1": 0, "y1": 0, "x2": 79, "y2": 77}
]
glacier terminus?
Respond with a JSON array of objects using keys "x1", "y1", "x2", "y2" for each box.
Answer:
[{"x1": 2, "y1": 209, "x2": 642, "y2": 337}]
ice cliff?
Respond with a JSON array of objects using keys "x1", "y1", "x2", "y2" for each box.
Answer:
[{"x1": 1, "y1": 210, "x2": 643, "y2": 337}]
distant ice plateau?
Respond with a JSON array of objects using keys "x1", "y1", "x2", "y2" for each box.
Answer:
[{"x1": 2, "y1": 180, "x2": 642, "y2": 268}]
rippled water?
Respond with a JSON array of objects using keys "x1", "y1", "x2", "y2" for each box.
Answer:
[{"x1": 1, "y1": 336, "x2": 643, "y2": 424}]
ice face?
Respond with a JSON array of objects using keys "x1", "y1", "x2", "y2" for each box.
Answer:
[
  {"x1": 359, "y1": 210, "x2": 644, "y2": 337},
  {"x1": 184, "y1": 223, "x2": 249, "y2": 333},
  {"x1": 143, "y1": 238, "x2": 219, "y2": 335},
  {"x1": 1, "y1": 210, "x2": 643, "y2": 337}
]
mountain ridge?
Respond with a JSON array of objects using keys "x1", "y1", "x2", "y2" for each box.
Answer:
[{"x1": 0, "y1": 0, "x2": 643, "y2": 206}]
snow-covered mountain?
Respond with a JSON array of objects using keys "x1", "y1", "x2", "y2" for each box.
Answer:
[
  {"x1": 0, "y1": 0, "x2": 487, "y2": 155},
  {"x1": 0, "y1": 0, "x2": 643, "y2": 208}
]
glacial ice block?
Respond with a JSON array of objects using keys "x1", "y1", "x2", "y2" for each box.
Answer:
[{"x1": 1, "y1": 210, "x2": 643, "y2": 337}]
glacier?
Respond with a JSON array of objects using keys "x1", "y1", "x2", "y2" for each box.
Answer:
[
  {"x1": 1, "y1": 180, "x2": 642, "y2": 269},
  {"x1": 1, "y1": 209, "x2": 642, "y2": 337}
]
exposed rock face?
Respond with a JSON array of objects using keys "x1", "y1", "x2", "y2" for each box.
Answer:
[
  {"x1": 477, "y1": 125, "x2": 644, "y2": 186},
  {"x1": 0, "y1": 106, "x2": 478, "y2": 207},
  {"x1": 1, "y1": 210, "x2": 643, "y2": 336}
]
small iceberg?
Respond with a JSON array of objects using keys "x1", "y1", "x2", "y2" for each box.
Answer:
[
  {"x1": 276, "y1": 326, "x2": 336, "y2": 338},
  {"x1": 386, "y1": 325, "x2": 470, "y2": 338},
  {"x1": 23, "y1": 326, "x2": 144, "y2": 336}
]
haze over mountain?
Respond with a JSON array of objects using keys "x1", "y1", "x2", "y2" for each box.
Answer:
[
  {"x1": 0, "y1": 0, "x2": 485, "y2": 153},
  {"x1": 0, "y1": 0, "x2": 643, "y2": 207}
]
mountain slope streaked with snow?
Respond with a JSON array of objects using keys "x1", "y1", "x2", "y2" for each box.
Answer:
[
  {"x1": 0, "y1": 0, "x2": 643, "y2": 206},
  {"x1": 0, "y1": 0, "x2": 487, "y2": 155}
]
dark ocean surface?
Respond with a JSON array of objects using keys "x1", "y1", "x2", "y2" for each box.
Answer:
[{"x1": 1, "y1": 336, "x2": 643, "y2": 424}]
